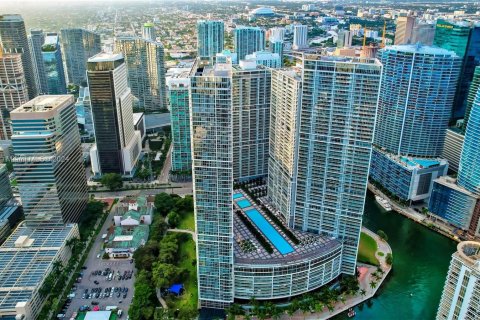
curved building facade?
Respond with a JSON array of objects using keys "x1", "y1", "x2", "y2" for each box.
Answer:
[{"x1": 374, "y1": 45, "x2": 461, "y2": 157}]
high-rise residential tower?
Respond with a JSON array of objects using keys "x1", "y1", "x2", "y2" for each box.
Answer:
[
  {"x1": 0, "y1": 14, "x2": 38, "y2": 99},
  {"x1": 197, "y1": 20, "x2": 224, "y2": 59},
  {"x1": 234, "y1": 26, "x2": 265, "y2": 61},
  {"x1": 87, "y1": 52, "x2": 142, "y2": 177},
  {"x1": 114, "y1": 36, "x2": 167, "y2": 112},
  {"x1": 29, "y1": 29, "x2": 46, "y2": 93},
  {"x1": 463, "y1": 66, "x2": 480, "y2": 132},
  {"x1": 0, "y1": 51, "x2": 29, "y2": 140},
  {"x1": 337, "y1": 30, "x2": 353, "y2": 48},
  {"x1": 394, "y1": 16, "x2": 416, "y2": 45},
  {"x1": 411, "y1": 23, "x2": 435, "y2": 45},
  {"x1": 374, "y1": 45, "x2": 461, "y2": 157},
  {"x1": 142, "y1": 22, "x2": 156, "y2": 41},
  {"x1": 292, "y1": 24, "x2": 308, "y2": 50},
  {"x1": 437, "y1": 241, "x2": 480, "y2": 320},
  {"x1": 60, "y1": 28, "x2": 101, "y2": 85},
  {"x1": 10, "y1": 95, "x2": 88, "y2": 227},
  {"x1": 42, "y1": 33, "x2": 67, "y2": 94}
]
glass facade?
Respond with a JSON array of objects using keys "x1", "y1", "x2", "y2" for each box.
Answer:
[
  {"x1": 374, "y1": 45, "x2": 461, "y2": 157},
  {"x1": 169, "y1": 82, "x2": 192, "y2": 172},
  {"x1": 115, "y1": 37, "x2": 167, "y2": 112},
  {"x1": 463, "y1": 66, "x2": 480, "y2": 132},
  {"x1": 42, "y1": 33, "x2": 67, "y2": 94},
  {"x1": 197, "y1": 20, "x2": 224, "y2": 59},
  {"x1": 234, "y1": 26, "x2": 265, "y2": 61}
]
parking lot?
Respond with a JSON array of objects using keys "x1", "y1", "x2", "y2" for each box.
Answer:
[{"x1": 63, "y1": 201, "x2": 136, "y2": 318}]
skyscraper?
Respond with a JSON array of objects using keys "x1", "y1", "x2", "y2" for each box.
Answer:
[
  {"x1": 0, "y1": 14, "x2": 38, "y2": 99},
  {"x1": 437, "y1": 241, "x2": 480, "y2": 320},
  {"x1": 337, "y1": 30, "x2": 353, "y2": 48},
  {"x1": 411, "y1": 23, "x2": 435, "y2": 45},
  {"x1": 268, "y1": 27, "x2": 284, "y2": 66},
  {"x1": 190, "y1": 61, "x2": 234, "y2": 308},
  {"x1": 0, "y1": 51, "x2": 29, "y2": 140},
  {"x1": 292, "y1": 24, "x2": 308, "y2": 50},
  {"x1": 463, "y1": 66, "x2": 480, "y2": 132},
  {"x1": 114, "y1": 36, "x2": 167, "y2": 112},
  {"x1": 60, "y1": 28, "x2": 101, "y2": 85},
  {"x1": 29, "y1": 29, "x2": 46, "y2": 93},
  {"x1": 434, "y1": 20, "x2": 480, "y2": 119},
  {"x1": 234, "y1": 26, "x2": 265, "y2": 61},
  {"x1": 10, "y1": 95, "x2": 88, "y2": 227},
  {"x1": 374, "y1": 45, "x2": 461, "y2": 157},
  {"x1": 394, "y1": 16, "x2": 416, "y2": 45},
  {"x1": 168, "y1": 72, "x2": 191, "y2": 173},
  {"x1": 87, "y1": 52, "x2": 142, "y2": 177},
  {"x1": 197, "y1": 20, "x2": 224, "y2": 59},
  {"x1": 142, "y1": 22, "x2": 156, "y2": 41},
  {"x1": 42, "y1": 33, "x2": 67, "y2": 94}
]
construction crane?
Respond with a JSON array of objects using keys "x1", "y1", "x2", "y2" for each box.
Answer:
[{"x1": 381, "y1": 20, "x2": 387, "y2": 48}]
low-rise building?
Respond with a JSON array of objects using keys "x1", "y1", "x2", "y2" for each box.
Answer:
[
  {"x1": 114, "y1": 196, "x2": 153, "y2": 226},
  {"x1": 370, "y1": 148, "x2": 449, "y2": 202}
]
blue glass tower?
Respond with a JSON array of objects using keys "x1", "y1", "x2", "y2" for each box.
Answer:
[
  {"x1": 42, "y1": 33, "x2": 66, "y2": 94},
  {"x1": 234, "y1": 26, "x2": 265, "y2": 61},
  {"x1": 197, "y1": 20, "x2": 224, "y2": 59}
]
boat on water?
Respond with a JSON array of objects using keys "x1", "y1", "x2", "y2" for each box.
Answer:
[
  {"x1": 348, "y1": 308, "x2": 356, "y2": 318},
  {"x1": 375, "y1": 195, "x2": 392, "y2": 211}
]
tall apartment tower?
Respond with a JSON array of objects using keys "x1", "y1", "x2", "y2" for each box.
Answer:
[
  {"x1": 29, "y1": 29, "x2": 46, "y2": 94},
  {"x1": 87, "y1": 53, "x2": 142, "y2": 177},
  {"x1": 190, "y1": 61, "x2": 234, "y2": 308},
  {"x1": 142, "y1": 22, "x2": 156, "y2": 41},
  {"x1": 374, "y1": 45, "x2": 461, "y2": 157},
  {"x1": 394, "y1": 16, "x2": 416, "y2": 45},
  {"x1": 268, "y1": 55, "x2": 382, "y2": 274},
  {"x1": 337, "y1": 30, "x2": 353, "y2": 48},
  {"x1": 437, "y1": 241, "x2": 480, "y2": 320},
  {"x1": 42, "y1": 33, "x2": 67, "y2": 94},
  {"x1": 0, "y1": 51, "x2": 29, "y2": 140},
  {"x1": 10, "y1": 95, "x2": 88, "y2": 227},
  {"x1": 434, "y1": 20, "x2": 480, "y2": 119},
  {"x1": 168, "y1": 74, "x2": 191, "y2": 173},
  {"x1": 269, "y1": 27, "x2": 284, "y2": 66},
  {"x1": 197, "y1": 20, "x2": 224, "y2": 59},
  {"x1": 292, "y1": 24, "x2": 308, "y2": 50},
  {"x1": 411, "y1": 23, "x2": 435, "y2": 45},
  {"x1": 115, "y1": 36, "x2": 167, "y2": 112},
  {"x1": 61, "y1": 28, "x2": 101, "y2": 85},
  {"x1": 463, "y1": 66, "x2": 480, "y2": 132},
  {"x1": 234, "y1": 26, "x2": 265, "y2": 61},
  {"x1": 0, "y1": 14, "x2": 38, "y2": 99}
]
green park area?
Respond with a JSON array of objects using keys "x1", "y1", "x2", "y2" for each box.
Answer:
[{"x1": 358, "y1": 232, "x2": 380, "y2": 266}]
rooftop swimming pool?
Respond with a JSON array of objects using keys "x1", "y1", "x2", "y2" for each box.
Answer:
[
  {"x1": 236, "y1": 199, "x2": 252, "y2": 209},
  {"x1": 245, "y1": 208, "x2": 294, "y2": 255},
  {"x1": 233, "y1": 193, "x2": 244, "y2": 200}
]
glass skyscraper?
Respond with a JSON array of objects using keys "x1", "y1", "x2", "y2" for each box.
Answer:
[
  {"x1": 10, "y1": 95, "x2": 88, "y2": 227},
  {"x1": 60, "y1": 28, "x2": 101, "y2": 85},
  {"x1": 0, "y1": 14, "x2": 38, "y2": 99},
  {"x1": 42, "y1": 33, "x2": 67, "y2": 94},
  {"x1": 29, "y1": 29, "x2": 46, "y2": 94},
  {"x1": 115, "y1": 36, "x2": 167, "y2": 113},
  {"x1": 234, "y1": 26, "x2": 265, "y2": 61},
  {"x1": 374, "y1": 45, "x2": 461, "y2": 157},
  {"x1": 197, "y1": 20, "x2": 224, "y2": 59},
  {"x1": 463, "y1": 66, "x2": 480, "y2": 132}
]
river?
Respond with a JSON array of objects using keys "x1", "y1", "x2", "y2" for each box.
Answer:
[{"x1": 335, "y1": 192, "x2": 457, "y2": 320}]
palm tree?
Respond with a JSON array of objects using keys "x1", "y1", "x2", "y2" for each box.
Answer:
[
  {"x1": 360, "y1": 289, "x2": 367, "y2": 296},
  {"x1": 339, "y1": 294, "x2": 347, "y2": 304},
  {"x1": 370, "y1": 281, "x2": 377, "y2": 289}
]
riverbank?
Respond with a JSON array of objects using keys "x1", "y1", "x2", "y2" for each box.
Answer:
[{"x1": 368, "y1": 183, "x2": 463, "y2": 243}]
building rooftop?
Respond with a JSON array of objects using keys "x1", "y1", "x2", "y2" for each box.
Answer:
[
  {"x1": 107, "y1": 225, "x2": 149, "y2": 249},
  {"x1": 434, "y1": 176, "x2": 478, "y2": 197},
  {"x1": 457, "y1": 241, "x2": 480, "y2": 270},
  {"x1": 375, "y1": 148, "x2": 447, "y2": 171},
  {"x1": 0, "y1": 14, "x2": 24, "y2": 22},
  {"x1": 11, "y1": 95, "x2": 74, "y2": 119},
  {"x1": 196, "y1": 62, "x2": 232, "y2": 77},
  {"x1": 383, "y1": 44, "x2": 459, "y2": 57},
  {"x1": 88, "y1": 52, "x2": 124, "y2": 63}
]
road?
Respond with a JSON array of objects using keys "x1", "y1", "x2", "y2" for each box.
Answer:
[
  {"x1": 92, "y1": 182, "x2": 193, "y2": 199},
  {"x1": 158, "y1": 144, "x2": 172, "y2": 183}
]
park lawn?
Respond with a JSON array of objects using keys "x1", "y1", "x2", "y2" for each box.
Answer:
[
  {"x1": 357, "y1": 232, "x2": 380, "y2": 266},
  {"x1": 177, "y1": 210, "x2": 195, "y2": 231},
  {"x1": 166, "y1": 233, "x2": 198, "y2": 311}
]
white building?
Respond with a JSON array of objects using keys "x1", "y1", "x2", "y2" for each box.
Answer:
[
  {"x1": 293, "y1": 24, "x2": 308, "y2": 50},
  {"x1": 244, "y1": 50, "x2": 281, "y2": 68}
]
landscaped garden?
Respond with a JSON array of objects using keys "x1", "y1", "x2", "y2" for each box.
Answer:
[{"x1": 357, "y1": 232, "x2": 380, "y2": 266}]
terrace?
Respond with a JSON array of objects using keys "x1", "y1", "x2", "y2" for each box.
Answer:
[{"x1": 233, "y1": 190, "x2": 341, "y2": 265}]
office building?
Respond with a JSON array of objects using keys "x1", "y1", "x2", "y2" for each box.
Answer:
[
  {"x1": 87, "y1": 53, "x2": 142, "y2": 177},
  {"x1": 0, "y1": 51, "x2": 29, "y2": 140},
  {"x1": 190, "y1": 61, "x2": 234, "y2": 308},
  {"x1": 11, "y1": 95, "x2": 88, "y2": 227},
  {"x1": 234, "y1": 26, "x2": 265, "y2": 61},
  {"x1": 60, "y1": 28, "x2": 101, "y2": 85},
  {"x1": 244, "y1": 50, "x2": 281, "y2": 68},
  {"x1": 437, "y1": 241, "x2": 480, "y2": 320},
  {"x1": 370, "y1": 148, "x2": 448, "y2": 202},
  {"x1": 75, "y1": 86, "x2": 94, "y2": 137},
  {"x1": 0, "y1": 14, "x2": 37, "y2": 99},
  {"x1": 133, "y1": 112, "x2": 145, "y2": 141},
  {"x1": 442, "y1": 128, "x2": 465, "y2": 172},
  {"x1": 197, "y1": 20, "x2": 224, "y2": 59},
  {"x1": 115, "y1": 36, "x2": 167, "y2": 112},
  {"x1": 292, "y1": 24, "x2": 308, "y2": 50},
  {"x1": 168, "y1": 72, "x2": 191, "y2": 173},
  {"x1": 434, "y1": 20, "x2": 480, "y2": 119},
  {"x1": 411, "y1": 23, "x2": 435, "y2": 45},
  {"x1": 337, "y1": 30, "x2": 353, "y2": 48},
  {"x1": 41, "y1": 33, "x2": 67, "y2": 94},
  {"x1": 394, "y1": 16, "x2": 416, "y2": 45},
  {"x1": 142, "y1": 22, "x2": 156, "y2": 41},
  {"x1": 463, "y1": 66, "x2": 480, "y2": 132},
  {"x1": 29, "y1": 29, "x2": 46, "y2": 94},
  {"x1": 374, "y1": 45, "x2": 461, "y2": 157}
]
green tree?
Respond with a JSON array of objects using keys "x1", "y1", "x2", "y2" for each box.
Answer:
[
  {"x1": 100, "y1": 173, "x2": 123, "y2": 191},
  {"x1": 377, "y1": 229, "x2": 388, "y2": 242},
  {"x1": 360, "y1": 289, "x2": 367, "y2": 296},
  {"x1": 167, "y1": 211, "x2": 180, "y2": 228},
  {"x1": 152, "y1": 263, "x2": 184, "y2": 288},
  {"x1": 132, "y1": 240, "x2": 159, "y2": 271},
  {"x1": 386, "y1": 252, "x2": 393, "y2": 265},
  {"x1": 370, "y1": 281, "x2": 377, "y2": 289},
  {"x1": 129, "y1": 271, "x2": 156, "y2": 319},
  {"x1": 154, "y1": 193, "x2": 175, "y2": 216}
]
